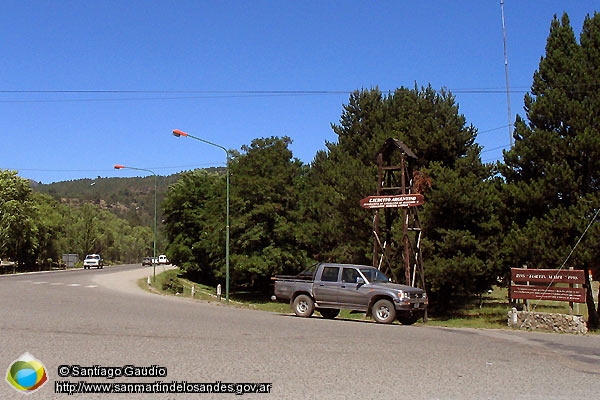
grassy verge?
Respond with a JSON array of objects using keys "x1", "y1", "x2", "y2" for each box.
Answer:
[
  {"x1": 139, "y1": 269, "x2": 599, "y2": 330},
  {"x1": 425, "y1": 284, "x2": 597, "y2": 330}
]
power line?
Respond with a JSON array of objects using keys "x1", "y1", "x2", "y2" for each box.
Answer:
[
  {"x1": 7, "y1": 85, "x2": 600, "y2": 104},
  {"x1": 0, "y1": 89, "x2": 351, "y2": 94},
  {"x1": 478, "y1": 124, "x2": 511, "y2": 135},
  {"x1": 0, "y1": 91, "x2": 347, "y2": 104},
  {"x1": 0, "y1": 87, "x2": 536, "y2": 104},
  {"x1": 482, "y1": 144, "x2": 510, "y2": 154},
  {"x1": 3, "y1": 83, "x2": 598, "y2": 96}
]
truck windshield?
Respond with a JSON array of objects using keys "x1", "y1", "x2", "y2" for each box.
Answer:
[{"x1": 359, "y1": 268, "x2": 390, "y2": 283}]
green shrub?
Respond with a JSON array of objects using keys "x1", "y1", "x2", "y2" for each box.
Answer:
[{"x1": 162, "y1": 276, "x2": 184, "y2": 294}]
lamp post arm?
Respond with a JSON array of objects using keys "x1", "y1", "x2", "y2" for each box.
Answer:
[{"x1": 191, "y1": 136, "x2": 226, "y2": 155}]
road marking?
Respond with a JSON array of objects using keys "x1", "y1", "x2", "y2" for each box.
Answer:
[{"x1": 22, "y1": 281, "x2": 97, "y2": 288}]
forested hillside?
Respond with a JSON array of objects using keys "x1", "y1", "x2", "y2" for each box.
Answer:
[
  {"x1": 34, "y1": 175, "x2": 178, "y2": 229},
  {"x1": 33, "y1": 168, "x2": 224, "y2": 228}
]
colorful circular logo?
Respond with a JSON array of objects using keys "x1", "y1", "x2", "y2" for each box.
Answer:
[{"x1": 5, "y1": 353, "x2": 48, "y2": 394}]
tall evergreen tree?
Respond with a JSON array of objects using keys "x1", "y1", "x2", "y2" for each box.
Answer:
[
  {"x1": 499, "y1": 12, "x2": 600, "y2": 329},
  {"x1": 309, "y1": 86, "x2": 500, "y2": 310},
  {"x1": 229, "y1": 136, "x2": 308, "y2": 291}
]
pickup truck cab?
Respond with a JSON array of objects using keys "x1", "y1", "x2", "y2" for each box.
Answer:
[{"x1": 273, "y1": 263, "x2": 427, "y2": 324}]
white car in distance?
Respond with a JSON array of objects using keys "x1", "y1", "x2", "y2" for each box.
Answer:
[{"x1": 83, "y1": 254, "x2": 104, "y2": 269}]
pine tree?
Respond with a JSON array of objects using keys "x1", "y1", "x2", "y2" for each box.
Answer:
[
  {"x1": 229, "y1": 136, "x2": 308, "y2": 291},
  {"x1": 310, "y1": 86, "x2": 501, "y2": 310},
  {"x1": 499, "y1": 12, "x2": 600, "y2": 329}
]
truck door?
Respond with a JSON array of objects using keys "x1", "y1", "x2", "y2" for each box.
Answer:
[
  {"x1": 338, "y1": 267, "x2": 370, "y2": 308},
  {"x1": 312, "y1": 266, "x2": 341, "y2": 306}
]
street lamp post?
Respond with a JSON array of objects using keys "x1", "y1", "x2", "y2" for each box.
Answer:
[
  {"x1": 172, "y1": 129, "x2": 230, "y2": 303},
  {"x1": 114, "y1": 164, "x2": 158, "y2": 281}
]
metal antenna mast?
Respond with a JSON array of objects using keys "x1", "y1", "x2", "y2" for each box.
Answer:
[{"x1": 501, "y1": 0, "x2": 514, "y2": 147}]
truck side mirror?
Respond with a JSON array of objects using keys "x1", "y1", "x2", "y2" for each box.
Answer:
[{"x1": 356, "y1": 277, "x2": 365, "y2": 285}]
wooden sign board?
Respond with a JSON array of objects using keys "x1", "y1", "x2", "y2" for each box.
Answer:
[
  {"x1": 510, "y1": 268, "x2": 587, "y2": 303},
  {"x1": 360, "y1": 194, "x2": 424, "y2": 209}
]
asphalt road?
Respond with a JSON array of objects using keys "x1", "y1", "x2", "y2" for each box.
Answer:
[{"x1": 1, "y1": 265, "x2": 599, "y2": 399}]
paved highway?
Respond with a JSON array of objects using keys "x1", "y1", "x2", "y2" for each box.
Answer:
[{"x1": 1, "y1": 265, "x2": 599, "y2": 399}]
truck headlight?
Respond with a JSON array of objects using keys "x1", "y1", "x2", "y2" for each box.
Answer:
[{"x1": 397, "y1": 290, "x2": 409, "y2": 300}]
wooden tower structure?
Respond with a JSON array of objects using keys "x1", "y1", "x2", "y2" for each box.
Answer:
[{"x1": 361, "y1": 138, "x2": 426, "y2": 290}]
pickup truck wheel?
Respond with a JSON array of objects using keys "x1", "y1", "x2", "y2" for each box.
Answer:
[
  {"x1": 372, "y1": 299, "x2": 395, "y2": 324},
  {"x1": 292, "y1": 295, "x2": 314, "y2": 318},
  {"x1": 319, "y1": 308, "x2": 340, "y2": 319}
]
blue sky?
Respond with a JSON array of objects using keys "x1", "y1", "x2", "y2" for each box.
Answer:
[{"x1": 1, "y1": 1, "x2": 598, "y2": 183}]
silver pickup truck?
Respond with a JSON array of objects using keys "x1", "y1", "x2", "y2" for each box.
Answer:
[{"x1": 272, "y1": 263, "x2": 427, "y2": 324}]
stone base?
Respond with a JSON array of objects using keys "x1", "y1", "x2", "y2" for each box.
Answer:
[{"x1": 507, "y1": 308, "x2": 587, "y2": 334}]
